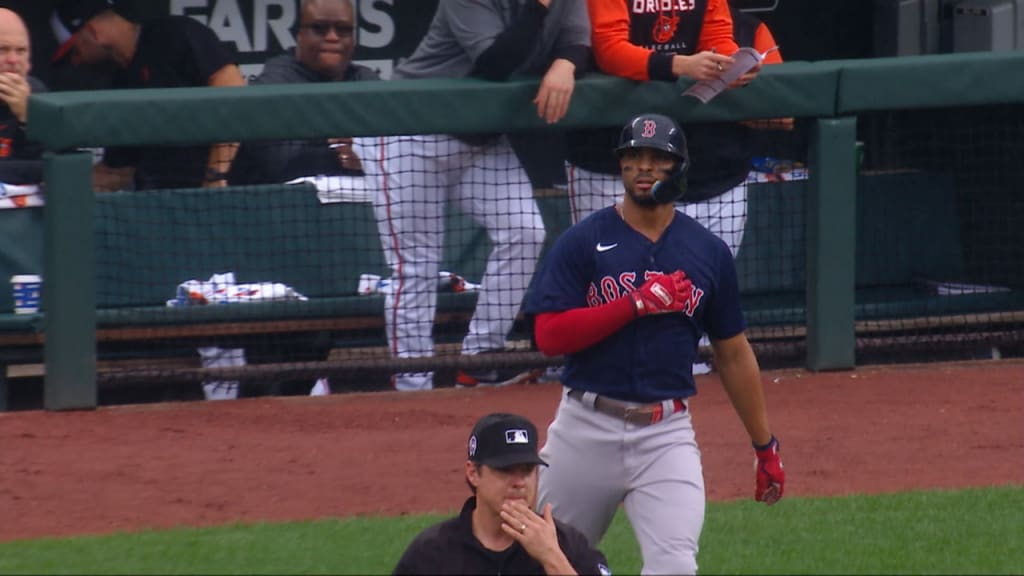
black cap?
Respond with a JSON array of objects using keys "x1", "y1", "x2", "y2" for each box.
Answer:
[
  {"x1": 468, "y1": 413, "x2": 548, "y2": 469},
  {"x1": 57, "y1": 0, "x2": 118, "y2": 33}
]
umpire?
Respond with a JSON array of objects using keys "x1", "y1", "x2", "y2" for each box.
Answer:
[{"x1": 393, "y1": 412, "x2": 610, "y2": 575}]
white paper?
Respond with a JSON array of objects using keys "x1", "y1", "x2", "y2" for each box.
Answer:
[
  {"x1": 682, "y1": 46, "x2": 778, "y2": 104},
  {"x1": 286, "y1": 175, "x2": 371, "y2": 204},
  {"x1": 928, "y1": 281, "x2": 1011, "y2": 296}
]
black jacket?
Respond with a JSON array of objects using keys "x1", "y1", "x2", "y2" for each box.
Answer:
[
  {"x1": 228, "y1": 55, "x2": 379, "y2": 186},
  {"x1": 393, "y1": 497, "x2": 610, "y2": 575},
  {"x1": 0, "y1": 76, "x2": 47, "y2": 185}
]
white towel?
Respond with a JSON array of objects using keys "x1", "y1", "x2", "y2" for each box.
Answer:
[
  {"x1": 166, "y1": 273, "x2": 309, "y2": 401},
  {"x1": 167, "y1": 272, "x2": 308, "y2": 307},
  {"x1": 0, "y1": 183, "x2": 43, "y2": 209}
]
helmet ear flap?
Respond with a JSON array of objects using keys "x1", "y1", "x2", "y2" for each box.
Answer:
[{"x1": 651, "y1": 159, "x2": 688, "y2": 204}]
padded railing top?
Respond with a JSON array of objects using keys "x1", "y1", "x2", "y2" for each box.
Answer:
[{"x1": 28, "y1": 51, "x2": 1024, "y2": 149}]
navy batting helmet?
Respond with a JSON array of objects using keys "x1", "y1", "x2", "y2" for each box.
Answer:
[
  {"x1": 617, "y1": 113, "x2": 688, "y2": 161},
  {"x1": 616, "y1": 113, "x2": 690, "y2": 203}
]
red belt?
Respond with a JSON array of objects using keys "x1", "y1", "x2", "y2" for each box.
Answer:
[{"x1": 567, "y1": 389, "x2": 686, "y2": 426}]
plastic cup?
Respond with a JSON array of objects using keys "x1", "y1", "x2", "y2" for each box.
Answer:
[{"x1": 11, "y1": 274, "x2": 42, "y2": 314}]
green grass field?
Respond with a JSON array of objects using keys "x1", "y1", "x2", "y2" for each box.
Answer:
[{"x1": 2, "y1": 486, "x2": 1020, "y2": 575}]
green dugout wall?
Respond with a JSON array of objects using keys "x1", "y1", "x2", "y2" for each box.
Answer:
[{"x1": 24, "y1": 51, "x2": 1024, "y2": 409}]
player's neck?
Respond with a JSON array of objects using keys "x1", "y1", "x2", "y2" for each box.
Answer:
[{"x1": 618, "y1": 201, "x2": 675, "y2": 243}]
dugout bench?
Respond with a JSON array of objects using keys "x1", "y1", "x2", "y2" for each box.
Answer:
[
  {"x1": 0, "y1": 182, "x2": 566, "y2": 409},
  {"x1": 1, "y1": 174, "x2": 1022, "y2": 410}
]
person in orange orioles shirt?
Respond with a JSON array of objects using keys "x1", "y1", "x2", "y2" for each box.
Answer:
[
  {"x1": 587, "y1": 0, "x2": 755, "y2": 83},
  {"x1": 564, "y1": 0, "x2": 789, "y2": 377}
]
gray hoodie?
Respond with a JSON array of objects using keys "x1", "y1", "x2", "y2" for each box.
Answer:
[{"x1": 393, "y1": 0, "x2": 590, "y2": 80}]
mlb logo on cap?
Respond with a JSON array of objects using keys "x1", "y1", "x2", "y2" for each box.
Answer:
[
  {"x1": 505, "y1": 429, "x2": 529, "y2": 444},
  {"x1": 468, "y1": 413, "x2": 547, "y2": 469}
]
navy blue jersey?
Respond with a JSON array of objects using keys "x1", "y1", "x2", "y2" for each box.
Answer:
[{"x1": 527, "y1": 206, "x2": 745, "y2": 402}]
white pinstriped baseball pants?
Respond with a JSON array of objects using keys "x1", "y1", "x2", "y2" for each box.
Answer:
[
  {"x1": 355, "y1": 135, "x2": 545, "y2": 390},
  {"x1": 566, "y1": 164, "x2": 748, "y2": 259}
]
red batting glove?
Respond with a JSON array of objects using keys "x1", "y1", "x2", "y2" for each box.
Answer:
[
  {"x1": 754, "y1": 436, "x2": 785, "y2": 505},
  {"x1": 630, "y1": 271, "x2": 692, "y2": 317}
]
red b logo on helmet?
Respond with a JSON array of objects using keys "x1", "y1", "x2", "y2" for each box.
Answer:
[{"x1": 641, "y1": 120, "x2": 657, "y2": 138}]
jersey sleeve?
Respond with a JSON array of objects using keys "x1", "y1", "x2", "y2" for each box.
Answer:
[
  {"x1": 587, "y1": 0, "x2": 654, "y2": 80},
  {"x1": 440, "y1": 0, "x2": 529, "y2": 64},
  {"x1": 558, "y1": 522, "x2": 612, "y2": 575},
  {"x1": 703, "y1": 241, "x2": 746, "y2": 340},
  {"x1": 526, "y1": 227, "x2": 593, "y2": 315},
  {"x1": 180, "y1": 18, "x2": 238, "y2": 84},
  {"x1": 695, "y1": 0, "x2": 739, "y2": 54},
  {"x1": 551, "y1": 0, "x2": 592, "y2": 71}
]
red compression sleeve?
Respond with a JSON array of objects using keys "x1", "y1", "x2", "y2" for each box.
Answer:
[{"x1": 534, "y1": 297, "x2": 636, "y2": 356}]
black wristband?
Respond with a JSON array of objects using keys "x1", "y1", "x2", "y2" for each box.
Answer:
[
  {"x1": 204, "y1": 167, "x2": 229, "y2": 182},
  {"x1": 753, "y1": 435, "x2": 777, "y2": 451}
]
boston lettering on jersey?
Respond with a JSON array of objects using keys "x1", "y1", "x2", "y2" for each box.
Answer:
[{"x1": 586, "y1": 271, "x2": 706, "y2": 316}]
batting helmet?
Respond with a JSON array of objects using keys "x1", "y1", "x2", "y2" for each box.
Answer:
[{"x1": 616, "y1": 113, "x2": 690, "y2": 203}]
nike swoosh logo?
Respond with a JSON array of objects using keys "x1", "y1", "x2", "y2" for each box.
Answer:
[{"x1": 596, "y1": 242, "x2": 618, "y2": 253}]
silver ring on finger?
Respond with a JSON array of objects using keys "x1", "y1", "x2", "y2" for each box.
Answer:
[
  {"x1": 520, "y1": 523, "x2": 527, "y2": 533},
  {"x1": 716, "y1": 63, "x2": 724, "y2": 72}
]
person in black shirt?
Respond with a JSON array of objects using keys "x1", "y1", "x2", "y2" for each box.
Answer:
[
  {"x1": 0, "y1": 7, "x2": 46, "y2": 185},
  {"x1": 229, "y1": 0, "x2": 379, "y2": 186},
  {"x1": 56, "y1": 0, "x2": 245, "y2": 191},
  {"x1": 393, "y1": 412, "x2": 610, "y2": 575}
]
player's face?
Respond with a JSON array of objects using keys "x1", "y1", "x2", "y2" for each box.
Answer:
[
  {"x1": 297, "y1": 0, "x2": 356, "y2": 80},
  {"x1": 466, "y1": 462, "x2": 539, "y2": 515},
  {"x1": 0, "y1": 16, "x2": 29, "y2": 76},
  {"x1": 620, "y1": 147, "x2": 678, "y2": 207}
]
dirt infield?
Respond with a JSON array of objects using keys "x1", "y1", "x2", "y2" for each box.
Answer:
[{"x1": 0, "y1": 359, "x2": 1020, "y2": 543}]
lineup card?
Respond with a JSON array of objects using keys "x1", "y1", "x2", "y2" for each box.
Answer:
[{"x1": 682, "y1": 46, "x2": 778, "y2": 103}]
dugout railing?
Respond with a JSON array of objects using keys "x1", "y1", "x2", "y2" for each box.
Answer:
[{"x1": 13, "y1": 51, "x2": 1024, "y2": 410}]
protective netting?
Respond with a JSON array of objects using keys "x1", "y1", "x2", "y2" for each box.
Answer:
[
  {"x1": 85, "y1": 116, "x2": 815, "y2": 396},
  {"x1": 852, "y1": 103, "x2": 1024, "y2": 364},
  {"x1": 9, "y1": 105, "x2": 1018, "y2": 404}
]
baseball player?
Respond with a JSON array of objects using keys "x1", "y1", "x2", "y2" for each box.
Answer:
[
  {"x1": 566, "y1": 1, "x2": 788, "y2": 375},
  {"x1": 527, "y1": 113, "x2": 785, "y2": 574},
  {"x1": 355, "y1": 0, "x2": 591, "y2": 391}
]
